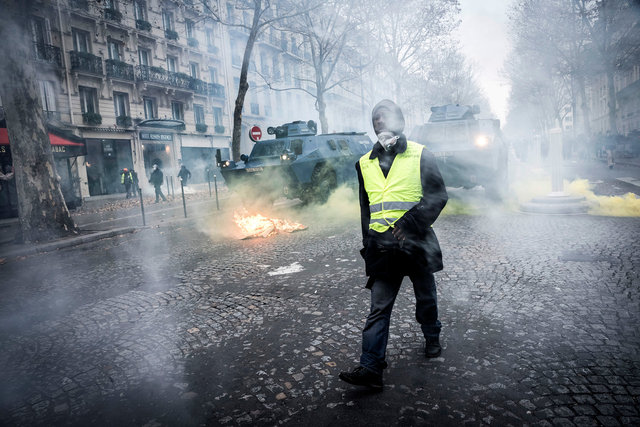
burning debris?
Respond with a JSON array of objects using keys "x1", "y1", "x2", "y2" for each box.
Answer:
[{"x1": 233, "y1": 209, "x2": 306, "y2": 239}]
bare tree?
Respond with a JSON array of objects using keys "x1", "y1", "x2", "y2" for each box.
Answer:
[
  {"x1": 573, "y1": 0, "x2": 640, "y2": 134},
  {"x1": 0, "y1": 0, "x2": 77, "y2": 243},
  {"x1": 202, "y1": 0, "x2": 320, "y2": 160},
  {"x1": 359, "y1": 0, "x2": 460, "y2": 112},
  {"x1": 264, "y1": 0, "x2": 357, "y2": 134}
]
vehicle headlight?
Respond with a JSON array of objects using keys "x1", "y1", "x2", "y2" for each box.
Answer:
[
  {"x1": 221, "y1": 160, "x2": 230, "y2": 168},
  {"x1": 474, "y1": 135, "x2": 490, "y2": 148},
  {"x1": 281, "y1": 153, "x2": 289, "y2": 161}
]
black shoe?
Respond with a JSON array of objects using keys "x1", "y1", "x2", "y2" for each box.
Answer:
[
  {"x1": 339, "y1": 366, "x2": 383, "y2": 389},
  {"x1": 425, "y1": 338, "x2": 442, "y2": 358}
]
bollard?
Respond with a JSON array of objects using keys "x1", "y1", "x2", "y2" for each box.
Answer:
[
  {"x1": 208, "y1": 173, "x2": 212, "y2": 197},
  {"x1": 214, "y1": 174, "x2": 220, "y2": 210},
  {"x1": 138, "y1": 187, "x2": 146, "y2": 226},
  {"x1": 166, "y1": 176, "x2": 170, "y2": 199},
  {"x1": 181, "y1": 179, "x2": 187, "y2": 218},
  {"x1": 170, "y1": 176, "x2": 175, "y2": 198}
]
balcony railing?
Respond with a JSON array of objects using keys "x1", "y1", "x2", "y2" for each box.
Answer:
[
  {"x1": 137, "y1": 65, "x2": 208, "y2": 94},
  {"x1": 214, "y1": 125, "x2": 225, "y2": 134},
  {"x1": 136, "y1": 65, "x2": 169, "y2": 84},
  {"x1": 104, "y1": 8, "x2": 122, "y2": 22},
  {"x1": 105, "y1": 59, "x2": 134, "y2": 80},
  {"x1": 208, "y1": 83, "x2": 225, "y2": 98},
  {"x1": 187, "y1": 37, "x2": 199, "y2": 48},
  {"x1": 196, "y1": 123, "x2": 207, "y2": 133},
  {"x1": 33, "y1": 43, "x2": 62, "y2": 67},
  {"x1": 165, "y1": 29, "x2": 179, "y2": 41},
  {"x1": 207, "y1": 44, "x2": 219, "y2": 55},
  {"x1": 70, "y1": 51, "x2": 103, "y2": 74},
  {"x1": 116, "y1": 115, "x2": 132, "y2": 127},
  {"x1": 136, "y1": 19, "x2": 152, "y2": 31}
]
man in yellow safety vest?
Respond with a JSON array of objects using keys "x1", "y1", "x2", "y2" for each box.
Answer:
[{"x1": 339, "y1": 99, "x2": 448, "y2": 390}]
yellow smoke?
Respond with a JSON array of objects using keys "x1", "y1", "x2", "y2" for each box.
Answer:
[
  {"x1": 511, "y1": 175, "x2": 640, "y2": 217},
  {"x1": 566, "y1": 179, "x2": 640, "y2": 217}
]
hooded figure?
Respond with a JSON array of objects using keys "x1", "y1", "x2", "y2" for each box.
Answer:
[
  {"x1": 339, "y1": 99, "x2": 448, "y2": 389},
  {"x1": 149, "y1": 164, "x2": 167, "y2": 202}
]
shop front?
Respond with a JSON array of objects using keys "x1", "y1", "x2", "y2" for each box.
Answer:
[
  {"x1": 0, "y1": 127, "x2": 86, "y2": 217},
  {"x1": 180, "y1": 134, "x2": 230, "y2": 184},
  {"x1": 139, "y1": 131, "x2": 175, "y2": 181},
  {"x1": 85, "y1": 138, "x2": 134, "y2": 196}
]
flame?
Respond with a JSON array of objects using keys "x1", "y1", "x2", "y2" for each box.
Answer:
[{"x1": 233, "y1": 209, "x2": 306, "y2": 239}]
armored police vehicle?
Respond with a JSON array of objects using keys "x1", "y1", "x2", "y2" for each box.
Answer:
[
  {"x1": 218, "y1": 120, "x2": 373, "y2": 204},
  {"x1": 409, "y1": 105, "x2": 508, "y2": 199}
]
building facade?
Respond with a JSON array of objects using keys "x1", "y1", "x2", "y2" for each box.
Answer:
[{"x1": 1, "y1": 0, "x2": 392, "y2": 211}]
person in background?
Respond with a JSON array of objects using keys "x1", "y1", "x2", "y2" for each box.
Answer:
[
  {"x1": 177, "y1": 165, "x2": 192, "y2": 187},
  {"x1": 121, "y1": 168, "x2": 134, "y2": 198},
  {"x1": 149, "y1": 164, "x2": 167, "y2": 203},
  {"x1": 130, "y1": 169, "x2": 139, "y2": 195},
  {"x1": 339, "y1": 99, "x2": 448, "y2": 390}
]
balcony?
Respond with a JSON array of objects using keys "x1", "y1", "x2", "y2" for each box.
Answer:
[
  {"x1": 105, "y1": 59, "x2": 134, "y2": 80},
  {"x1": 136, "y1": 65, "x2": 169, "y2": 85},
  {"x1": 136, "y1": 19, "x2": 152, "y2": 31},
  {"x1": 82, "y1": 112, "x2": 102, "y2": 126},
  {"x1": 207, "y1": 44, "x2": 219, "y2": 55},
  {"x1": 70, "y1": 51, "x2": 103, "y2": 75},
  {"x1": 214, "y1": 125, "x2": 224, "y2": 134},
  {"x1": 33, "y1": 43, "x2": 62, "y2": 67},
  {"x1": 165, "y1": 29, "x2": 179, "y2": 41},
  {"x1": 208, "y1": 83, "x2": 225, "y2": 98},
  {"x1": 116, "y1": 115, "x2": 132, "y2": 127},
  {"x1": 196, "y1": 123, "x2": 207, "y2": 133},
  {"x1": 187, "y1": 37, "x2": 199, "y2": 48},
  {"x1": 104, "y1": 8, "x2": 122, "y2": 23}
]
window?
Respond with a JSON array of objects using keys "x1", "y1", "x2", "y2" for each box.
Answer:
[
  {"x1": 193, "y1": 104, "x2": 205, "y2": 124},
  {"x1": 189, "y1": 62, "x2": 199, "y2": 78},
  {"x1": 31, "y1": 17, "x2": 50, "y2": 45},
  {"x1": 233, "y1": 77, "x2": 240, "y2": 92},
  {"x1": 250, "y1": 103, "x2": 259, "y2": 115},
  {"x1": 72, "y1": 28, "x2": 90, "y2": 52},
  {"x1": 186, "y1": 20, "x2": 195, "y2": 38},
  {"x1": 166, "y1": 56, "x2": 177, "y2": 72},
  {"x1": 113, "y1": 92, "x2": 129, "y2": 117},
  {"x1": 104, "y1": 0, "x2": 116, "y2": 9},
  {"x1": 290, "y1": 139, "x2": 303, "y2": 155},
  {"x1": 143, "y1": 97, "x2": 156, "y2": 119},
  {"x1": 212, "y1": 107, "x2": 222, "y2": 126},
  {"x1": 226, "y1": 3, "x2": 235, "y2": 24},
  {"x1": 209, "y1": 67, "x2": 218, "y2": 83},
  {"x1": 138, "y1": 48, "x2": 150, "y2": 66},
  {"x1": 38, "y1": 80, "x2": 57, "y2": 114},
  {"x1": 272, "y1": 56, "x2": 280, "y2": 79},
  {"x1": 162, "y1": 10, "x2": 174, "y2": 31},
  {"x1": 133, "y1": 0, "x2": 146, "y2": 20},
  {"x1": 206, "y1": 28, "x2": 214, "y2": 46},
  {"x1": 171, "y1": 101, "x2": 183, "y2": 120},
  {"x1": 78, "y1": 86, "x2": 97, "y2": 114},
  {"x1": 107, "y1": 40, "x2": 121, "y2": 60}
]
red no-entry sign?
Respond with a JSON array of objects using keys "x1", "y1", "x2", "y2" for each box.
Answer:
[{"x1": 250, "y1": 126, "x2": 262, "y2": 142}]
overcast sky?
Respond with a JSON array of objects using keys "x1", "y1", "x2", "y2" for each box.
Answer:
[{"x1": 458, "y1": 0, "x2": 511, "y2": 124}]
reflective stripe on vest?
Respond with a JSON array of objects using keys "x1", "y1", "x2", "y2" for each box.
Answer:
[{"x1": 359, "y1": 140, "x2": 423, "y2": 233}]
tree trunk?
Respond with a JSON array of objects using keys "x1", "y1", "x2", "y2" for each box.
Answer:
[
  {"x1": 231, "y1": 1, "x2": 261, "y2": 161},
  {"x1": 577, "y1": 74, "x2": 592, "y2": 137},
  {"x1": 0, "y1": 0, "x2": 77, "y2": 243},
  {"x1": 606, "y1": 69, "x2": 618, "y2": 134},
  {"x1": 316, "y1": 87, "x2": 328, "y2": 134}
]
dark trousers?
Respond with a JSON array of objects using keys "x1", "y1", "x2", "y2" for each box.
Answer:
[
  {"x1": 154, "y1": 185, "x2": 167, "y2": 202},
  {"x1": 125, "y1": 183, "x2": 132, "y2": 198},
  {"x1": 360, "y1": 270, "x2": 441, "y2": 375}
]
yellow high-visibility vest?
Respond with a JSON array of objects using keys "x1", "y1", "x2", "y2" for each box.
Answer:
[{"x1": 359, "y1": 140, "x2": 423, "y2": 233}]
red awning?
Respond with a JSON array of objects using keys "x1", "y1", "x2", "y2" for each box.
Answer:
[
  {"x1": 0, "y1": 128, "x2": 84, "y2": 147},
  {"x1": 0, "y1": 127, "x2": 86, "y2": 158}
]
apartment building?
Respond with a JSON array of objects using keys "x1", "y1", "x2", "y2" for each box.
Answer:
[{"x1": 1, "y1": 0, "x2": 387, "y2": 214}]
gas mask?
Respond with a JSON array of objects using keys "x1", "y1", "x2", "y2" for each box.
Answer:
[{"x1": 378, "y1": 131, "x2": 399, "y2": 151}]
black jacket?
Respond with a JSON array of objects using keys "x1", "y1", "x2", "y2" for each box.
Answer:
[
  {"x1": 356, "y1": 136, "x2": 448, "y2": 284},
  {"x1": 149, "y1": 169, "x2": 164, "y2": 186}
]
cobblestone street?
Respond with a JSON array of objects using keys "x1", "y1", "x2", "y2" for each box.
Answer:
[{"x1": 1, "y1": 202, "x2": 639, "y2": 426}]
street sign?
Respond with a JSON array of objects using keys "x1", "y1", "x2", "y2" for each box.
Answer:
[{"x1": 250, "y1": 125, "x2": 262, "y2": 142}]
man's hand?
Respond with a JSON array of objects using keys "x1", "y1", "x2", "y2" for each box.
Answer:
[{"x1": 392, "y1": 226, "x2": 406, "y2": 242}]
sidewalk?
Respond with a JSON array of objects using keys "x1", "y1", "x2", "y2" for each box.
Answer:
[{"x1": 0, "y1": 182, "x2": 230, "y2": 259}]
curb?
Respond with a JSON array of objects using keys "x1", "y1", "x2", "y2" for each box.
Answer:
[{"x1": 0, "y1": 226, "x2": 142, "y2": 259}]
